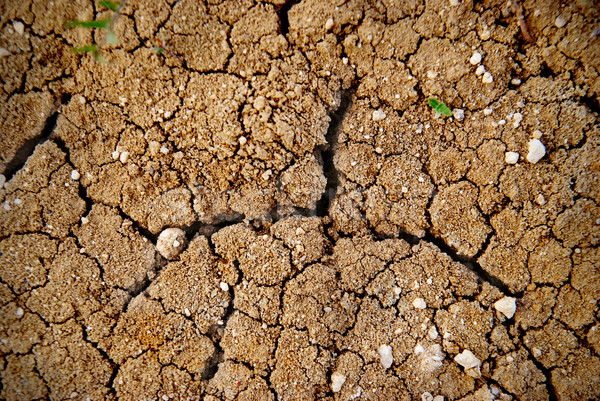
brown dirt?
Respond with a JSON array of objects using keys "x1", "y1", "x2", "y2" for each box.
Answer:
[{"x1": 1, "y1": 0, "x2": 599, "y2": 400}]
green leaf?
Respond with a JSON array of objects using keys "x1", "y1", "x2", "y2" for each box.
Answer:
[
  {"x1": 437, "y1": 103, "x2": 452, "y2": 116},
  {"x1": 99, "y1": 0, "x2": 120, "y2": 11},
  {"x1": 72, "y1": 44, "x2": 98, "y2": 54},
  {"x1": 153, "y1": 46, "x2": 164, "y2": 55},
  {"x1": 428, "y1": 98, "x2": 439, "y2": 109},
  {"x1": 65, "y1": 18, "x2": 112, "y2": 29}
]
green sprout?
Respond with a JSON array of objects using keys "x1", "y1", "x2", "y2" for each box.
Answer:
[
  {"x1": 65, "y1": 0, "x2": 122, "y2": 62},
  {"x1": 428, "y1": 98, "x2": 452, "y2": 117}
]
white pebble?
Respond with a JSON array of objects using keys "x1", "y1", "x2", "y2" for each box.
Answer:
[
  {"x1": 494, "y1": 297, "x2": 517, "y2": 318},
  {"x1": 505, "y1": 151, "x2": 519, "y2": 164},
  {"x1": 160, "y1": 146, "x2": 170, "y2": 154},
  {"x1": 422, "y1": 392, "x2": 433, "y2": 401},
  {"x1": 112, "y1": 151, "x2": 120, "y2": 160},
  {"x1": 512, "y1": 112, "x2": 523, "y2": 128},
  {"x1": 555, "y1": 16, "x2": 567, "y2": 28},
  {"x1": 454, "y1": 350, "x2": 481, "y2": 370},
  {"x1": 156, "y1": 228, "x2": 186, "y2": 259},
  {"x1": 119, "y1": 151, "x2": 129, "y2": 163},
  {"x1": 536, "y1": 194, "x2": 546, "y2": 205},
  {"x1": 3, "y1": 203, "x2": 10, "y2": 211},
  {"x1": 372, "y1": 109, "x2": 387, "y2": 121},
  {"x1": 482, "y1": 71, "x2": 494, "y2": 84},
  {"x1": 452, "y1": 108, "x2": 465, "y2": 121},
  {"x1": 414, "y1": 343, "x2": 425, "y2": 354},
  {"x1": 483, "y1": 108, "x2": 493, "y2": 115},
  {"x1": 16, "y1": 307, "x2": 24, "y2": 317},
  {"x1": 325, "y1": 18, "x2": 334, "y2": 30},
  {"x1": 511, "y1": 78, "x2": 522, "y2": 85},
  {"x1": 184, "y1": 308, "x2": 191, "y2": 317},
  {"x1": 239, "y1": 136, "x2": 247, "y2": 145},
  {"x1": 532, "y1": 129, "x2": 543, "y2": 139},
  {"x1": 331, "y1": 372, "x2": 346, "y2": 392},
  {"x1": 378, "y1": 344, "x2": 394, "y2": 369},
  {"x1": 13, "y1": 21, "x2": 24, "y2": 35},
  {"x1": 526, "y1": 139, "x2": 546, "y2": 163},
  {"x1": 413, "y1": 297, "x2": 427, "y2": 309},
  {"x1": 0, "y1": 47, "x2": 9, "y2": 57},
  {"x1": 220, "y1": 282, "x2": 229, "y2": 291},
  {"x1": 71, "y1": 170, "x2": 80, "y2": 180},
  {"x1": 428, "y1": 325, "x2": 439, "y2": 340},
  {"x1": 14, "y1": 198, "x2": 22, "y2": 205},
  {"x1": 469, "y1": 52, "x2": 482, "y2": 65}
]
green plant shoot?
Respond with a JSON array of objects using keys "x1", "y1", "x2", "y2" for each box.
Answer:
[
  {"x1": 428, "y1": 98, "x2": 452, "y2": 117},
  {"x1": 65, "y1": 0, "x2": 122, "y2": 62}
]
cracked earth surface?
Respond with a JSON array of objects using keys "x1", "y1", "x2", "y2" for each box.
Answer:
[{"x1": 1, "y1": 0, "x2": 599, "y2": 400}]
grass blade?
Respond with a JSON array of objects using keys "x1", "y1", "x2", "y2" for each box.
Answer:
[
  {"x1": 99, "y1": 0, "x2": 120, "y2": 12},
  {"x1": 65, "y1": 18, "x2": 112, "y2": 29}
]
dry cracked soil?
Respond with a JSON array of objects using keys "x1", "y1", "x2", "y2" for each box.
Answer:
[{"x1": 0, "y1": 0, "x2": 599, "y2": 400}]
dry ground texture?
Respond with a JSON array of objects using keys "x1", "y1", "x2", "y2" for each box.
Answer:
[{"x1": 0, "y1": 0, "x2": 599, "y2": 400}]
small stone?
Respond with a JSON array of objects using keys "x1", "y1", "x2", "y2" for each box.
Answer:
[
  {"x1": 112, "y1": 151, "x2": 120, "y2": 160},
  {"x1": 512, "y1": 112, "x2": 523, "y2": 128},
  {"x1": 505, "y1": 151, "x2": 519, "y2": 164},
  {"x1": 413, "y1": 297, "x2": 427, "y2": 309},
  {"x1": 331, "y1": 372, "x2": 346, "y2": 392},
  {"x1": 184, "y1": 308, "x2": 191, "y2": 317},
  {"x1": 532, "y1": 129, "x2": 543, "y2": 139},
  {"x1": 511, "y1": 78, "x2": 522, "y2": 85},
  {"x1": 372, "y1": 109, "x2": 387, "y2": 121},
  {"x1": 156, "y1": 228, "x2": 186, "y2": 259},
  {"x1": 454, "y1": 350, "x2": 481, "y2": 370},
  {"x1": 483, "y1": 108, "x2": 493, "y2": 115},
  {"x1": 0, "y1": 48, "x2": 9, "y2": 57},
  {"x1": 433, "y1": 396, "x2": 445, "y2": 401},
  {"x1": 482, "y1": 71, "x2": 494, "y2": 84},
  {"x1": 421, "y1": 393, "x2": 434, "y2": 401},
  {"x1": 452, "y1": 108, "x2": 465, "y2": 121},
  {"x1": 253, "y1": 96, "x2": 266, "y2": 110},
  {"x1": 378, "y1": 344, "x2": 394, "y2": 369},
  {"x1": 494, "y1": 297, "x2": 517, "y2": 319},
  {"x1": 428, "y1": 325, "x2": 439, "y2": 340},
  {"x1": 71, "y1": 170, "x2": 80, "y2": 180},
  {"x1": 160, "y1": 146, "x2": 170, "y2": 154},
  {"x1": 220, "y1": 282, "x2": 229, "y2": 291},
  {"x1": 14, "y1": 198, "x2": 22, "y2": 205},
  {"x1": 325, "y1": 18, "x2": 334, "y2": 30},
  {"x1": 479, "y1": 27, "x2": 491, "y2": 40},
  {"x1": 526, "y1": 139, "x2": 546, "y2": 163},
  {"x1": 469, "y1": 52, "x2": 482, "y2": 65},
  {"x1": 13, "y1": 21, "x2": 24, "y2": 35},
  {"x1": 0, "y1": 174, "x2": 5, "y2": 188},
  {"x1": 239, "y1": 136, "x2": 247, "y2": 145},
  {"x1": 555, "y1": 16, "x2": 567, "y2": 28},
  {"x1": 536, "y1": 194, "x2": 546, "y2": 205},
  {"x1": 119, "y1": 151, "x2": 129, "y2": 163},
  {"x1": 16, "y1": 307, "x2": 24, "y2": 317}
]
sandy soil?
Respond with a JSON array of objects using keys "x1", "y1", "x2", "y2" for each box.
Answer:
[{"x1": 0, "y1": 0, "x2": 599, "y2": 400}]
